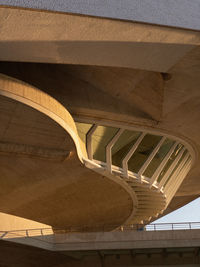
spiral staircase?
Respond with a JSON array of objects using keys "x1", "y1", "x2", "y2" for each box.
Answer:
[{"x1": 0, "y1": 73, "x2": 194, "y2": 230}]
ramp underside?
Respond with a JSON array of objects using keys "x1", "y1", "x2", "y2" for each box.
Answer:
[{"x1": 0, "y1": 91, "x2": 133, "y2": 230}]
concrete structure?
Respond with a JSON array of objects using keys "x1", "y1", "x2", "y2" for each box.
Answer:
[
  {"x1": 1, "y1": 226, "x2": 200, "y2": 266},
  {"x1": 1, "y1": 0, "x2": 200, "y2": 30},
  {"x1": 0, "y1": 1, "x2": 200, "y2": 265},
  {"x1": 1, "y1": 239, "x2": 200, "y2": 267},
  {"x1": 2, "y1": 224, "x2": 200, "y2": 251}
]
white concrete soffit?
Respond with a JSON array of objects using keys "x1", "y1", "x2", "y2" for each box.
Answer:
[{"x1": 1, "y1": 0, "x2": 200, "y2": 31}]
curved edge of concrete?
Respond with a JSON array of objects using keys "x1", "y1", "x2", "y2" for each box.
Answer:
[{"x1": 0, "y1": 73, "x2": 139, "y2": 227}]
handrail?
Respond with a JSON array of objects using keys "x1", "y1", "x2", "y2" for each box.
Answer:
[
  {"x1": 1, "y1": 222, "x2": 200, "y2": 238},
  {"x1": 0, "y1": 223, "x2": 200, "y2": 249}
]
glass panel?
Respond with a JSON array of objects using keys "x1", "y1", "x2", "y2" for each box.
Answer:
[
  {"x1": 112, "y1": 130, "x2": 141, "y2": 168},
  {"x1": 75, "y1": 122, "x2": 93, "y2": 144},
  {"x1": 92, "y1": 126, "x2": 119, "y2": 162},
  {"x1": 164, "y1": 152, "x2": 190, "y2": 187},
  {"x1": 157, "y1": 143, "x2": 184, "y2": 182},
  {"x1": 128, "y1": 134, "x2": 162, "y2": 174},
  {"x1": 143, "y1": 138, "x2": 175, "y2": 178}
]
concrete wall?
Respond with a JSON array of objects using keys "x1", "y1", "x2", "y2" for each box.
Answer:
[
  {"x1": 4, "y1": 229, "x2": 200, "y2": 252},
  {"x1": 0, "y1": 237, "x2": 199, "y2": 267},
  {"x1": 1, "y1": 0, "x2": 200, "y2": 30},
  {"x1": 53, "y1": 229, "x2": 200, "y2": 251}
]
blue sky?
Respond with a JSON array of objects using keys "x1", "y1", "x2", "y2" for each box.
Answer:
[{"x1": 154, "y1": 197, "x2": 200, "y2": 223}]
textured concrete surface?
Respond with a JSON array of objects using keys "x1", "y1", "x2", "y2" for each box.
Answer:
[
  {"x1": 1, "y1": 6, "x2": 200, "y2": 229},
  {"x1": 5, "y1": 229, "x2": 200, "y2": 251},
  {"x1": 1, "y1": 60, "x2": 200, "y2": 212},
  {"x1": 1, "y1": 0, "x2": 200, "y2": 30},
  {"x1": 3, "y1": 228, "x2": 200, "y2": 251},
  {"x1": 54, "y1": 229, "x2": 200, "y2": 251},
  {"x1": 1, "y1": 7, "x2": 200, "y2": 72},
  {"x1": 0, "y1": 74, "x2": 134, "y2": 230},
  {"x1": 0, "y1": 212, "x2": 50, "y2": 231},
  {"x1": 1, "y1": 230, "x2": 200, "y2": 266}
]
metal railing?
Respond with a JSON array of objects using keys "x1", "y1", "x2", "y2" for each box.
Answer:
[
  {"x1": 146, "y1": 222, "x2": 200, "y2": 231},
  {"x1": 113, "y1": 222, "x2": 200, "y2": 232},
  {"x1": 0, "y1": 223, "x2": 200, "y2": 250},
  {"x1": 1, "y1": 222, "x2": 200, "y2": 240},
  {"x1": 0, "y1": 227, "x2": 53, "y2": 239}
]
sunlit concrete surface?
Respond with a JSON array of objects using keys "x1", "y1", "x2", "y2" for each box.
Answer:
[
  {"x1": 0, "y1": 70, "x2": 195, "y2": 228},
  {"x1": 1, "y1": 7, "x2": 200, "y2": 71},
  {"x1": 0, "y1": 74, "x2": 135, "y2": 230},
  {"x1": 0, "y1": 212, "x2": 51, "y2": 231},
  {"x1": 0, "y1": 0, "x2": 200, "y2": 248}
]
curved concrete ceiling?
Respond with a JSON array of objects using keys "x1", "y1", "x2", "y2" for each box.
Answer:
[
  {"x1": 0, "y1": 74, "x2": 135, "y2": 230},
  {"x1": 1, "y1": 5, "x2": 200, "y2": 221},
  {"x1": 1, "y1": 58, "x2": 200, "y2": 219}
]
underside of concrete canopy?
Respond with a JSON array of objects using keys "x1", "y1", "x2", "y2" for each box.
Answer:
[
  {"x1": 0, "y1": 5, "x2": 200, "y2": 230},
  {"x1": 1, "y1": 7, "x2": 200, "y2": 72},
  {"x1": 1, "y1": 0, "x2": 200, "y2": 30}
]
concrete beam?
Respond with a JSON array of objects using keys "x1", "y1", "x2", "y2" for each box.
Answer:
[
  {"x1": 1, "y1": 0, "x2": 200, "y2": 30},
  {"x1": 1, "y1": 7, "x2": 200, "y2": 72},
  {"x1": 3, "y1": 229, "x2": 200, "y2": 252},
  {"x1": 53, "y1": 229, "x2": 200, "y2": 251}
]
